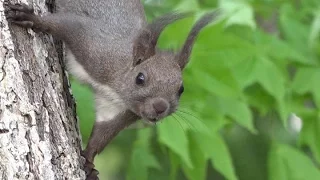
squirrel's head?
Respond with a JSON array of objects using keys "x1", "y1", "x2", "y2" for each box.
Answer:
[{"x1": 117, "y1": 12, "x2": 218, "y2": 123}]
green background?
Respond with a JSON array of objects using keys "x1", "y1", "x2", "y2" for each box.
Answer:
[{"x1": 71, "y1": 0, "x2": 320, "y2": 179}]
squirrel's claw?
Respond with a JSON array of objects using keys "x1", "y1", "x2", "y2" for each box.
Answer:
[
  {"x1": 4, "y1": 1, "x2": 35, "y2": 28},
  {"x1": 6, "y1": 2, "x2": 34, "y2": 13},
  {"x1": 81, "y1": 150, "x2": 99, "y2": 180},
  {"x1": 84, "y1": 160, "x2": 99, "y2": 180},
  {"x1": 83, "y1": 160, "x2": 95, "y2": 175},
  {"x1": 86, "y1": 169, "x2": 99, "y2": 180},
  {"x1": 8, "y1": 20, "x2": 34, "y2": 28}
]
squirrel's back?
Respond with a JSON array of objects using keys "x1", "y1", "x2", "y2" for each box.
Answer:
[{"x1": 56, "y1": 0, "x2": 147, "y2": 38}]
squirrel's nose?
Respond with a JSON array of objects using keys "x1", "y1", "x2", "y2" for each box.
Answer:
[{"x1": 153, "y1": 100, "x2": 168, "y2": 115}]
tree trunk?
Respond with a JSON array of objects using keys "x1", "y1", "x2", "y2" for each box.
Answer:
[{"x1": 0, "y1": 0, "x2": 85, "y2": 179}]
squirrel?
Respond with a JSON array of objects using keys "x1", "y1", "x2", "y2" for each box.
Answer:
[{"x1": 4, "y1": 0, "x2": 218, "y2": 179}]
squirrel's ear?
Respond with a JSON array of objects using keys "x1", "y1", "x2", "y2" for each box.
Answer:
[
  {"x1": 176, "y1": 11, "x2": 219, "y2": 69},
  {"x1": 132, "y1": 29, "x2": 153, "y2": 66},
  {"x1": 132, "y1": 12, "x2": 191, "y2": 67}
]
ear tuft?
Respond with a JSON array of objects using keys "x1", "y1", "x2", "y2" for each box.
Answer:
[
  {"x1": 132, "y1": 12, "x2": 192, "y2": 67},
  {"x1": 176, "y1": 10, "x2": 221, "y2": 69}
]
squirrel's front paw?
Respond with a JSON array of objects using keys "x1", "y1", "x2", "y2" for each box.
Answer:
[
  {"x1": 4, "y1": 1, "x2": 35, "y2": 28},
  {"x1": 84, "y1": 160, "x2": 99, "y2": 180},
  {"x1": 81, "y1": 150, "x2": 99, "y2": 180}
]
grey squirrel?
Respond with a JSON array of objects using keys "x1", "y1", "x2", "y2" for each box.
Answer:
[{"x1": 4, "y1": 0, "x2": 218, "y2": 179}]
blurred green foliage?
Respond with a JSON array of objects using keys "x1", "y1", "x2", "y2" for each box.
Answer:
[{"x1": 71, "y1": 0, "x2": 320, "y2": 179}]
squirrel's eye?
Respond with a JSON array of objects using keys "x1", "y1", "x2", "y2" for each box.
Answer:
[
  {"x1": 136, "y1": 72, "x2": 145, "y2": 85},
  {"x1": 178, "y1": 85, "x2": 184, "y2": 96}
]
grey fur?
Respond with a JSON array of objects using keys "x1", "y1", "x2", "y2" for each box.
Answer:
[{"x1": 4, "y1": 0, "x2": 218, "y2": 179}]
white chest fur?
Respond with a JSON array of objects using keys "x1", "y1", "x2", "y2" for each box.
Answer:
[
  {"x1": 94, "y1": 94, "x2": 127, "y2": 122},
  {"x1": 65, "y1": 49, "x2": 127, "y2": 122}
]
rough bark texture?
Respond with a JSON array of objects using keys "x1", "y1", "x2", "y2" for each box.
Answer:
[{"x1": 0, "y1": 0, "x2": 85, "y2": 179}]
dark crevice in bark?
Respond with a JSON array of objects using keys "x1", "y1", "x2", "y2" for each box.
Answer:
[
  {"x1": 25, "y1": 130, "x2": 41, "y2": 180},
  {"x1": 36, "y1": 109, "x2": 45, "y2": 141}
]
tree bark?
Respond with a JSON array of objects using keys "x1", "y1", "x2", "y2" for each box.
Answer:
[{"x1": 0, "y1": 0, "x2": 85, "y2": 179}]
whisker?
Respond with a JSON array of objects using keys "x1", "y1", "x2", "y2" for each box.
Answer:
[
  {"x1": 174, "y1": 112, "x2": 195, "y2": 131},
  {"x1": 172, "y1": 114, "x2": 187, "y2": 135},
  {"x1": 177, "y1": 109, "x2": 201, "y2": 121},
  {"x1": 175, "y1": 111, "x2": 201, "y2": 133}
]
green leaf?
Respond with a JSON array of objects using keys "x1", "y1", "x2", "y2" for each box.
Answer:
[
  {"x1": 211, "y1": 97, "x2": 256, "y2": 134},
  {"x1": 292, "y1": 67, "x2": 320, "y2": 108},
  {"x1": 193, "y1": 131, "x2": 238, "y2": 180},
  {"x1": 268, "y1": 144, "x2": 288, "y2": 180},
  {"x1": 231, "y1": 58, "x2": 257, "y2": 89},
  {"x1": 309, "y1": 10, "x2": 320, "y2": 47},
  {"x1": 193, "y1": 27, "x2": 256, "y2": 70},
  {"x1": 228, "y1": 42, "x2": 287, "y2": 97},
  {"x1": 175, "y1": 0, "x2": 200, "y2": 12},
  {"x1": 191, "y1": 69, "x2": 241, "y2": 98},
  {"x1": 182, "y1": 132, "x2": 208, "y2": 180},
  {"x1": 168, "y1": 151, "x2": 180, "y2": 180},
  {"x1": 299, "y1": 117, "x2": 320, "y2": 164},
  {"x1": 279, "y1": 3, "x2": 318, "y2": 65},
  {"x1": 292, "y1": 68, "x2": 318, "y2": 94},
  {"x1": 253, "y1": 57, "x2": 286, "y2": 102},
  {"x1": 254, "y1": 31, "x2": 314, "y2": 65},
  {"x1": 245, "y1": 56, "x2": 288, "y2": 124},
  {"x1": 157, "y1": 117, "x2": 193, "y2": 168},
  {"x1": 268, "y1": 143, "x2": 320, "y2": 180},
  {"x1": 127, "y1": 129, "x2": 160, "y2": 180},
  {"x1": 219, "y1": 0, "x2": 256, "y2": 29},
  {"x1": 280, "y1": 4, "x2": 309, "y2": 48}
]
